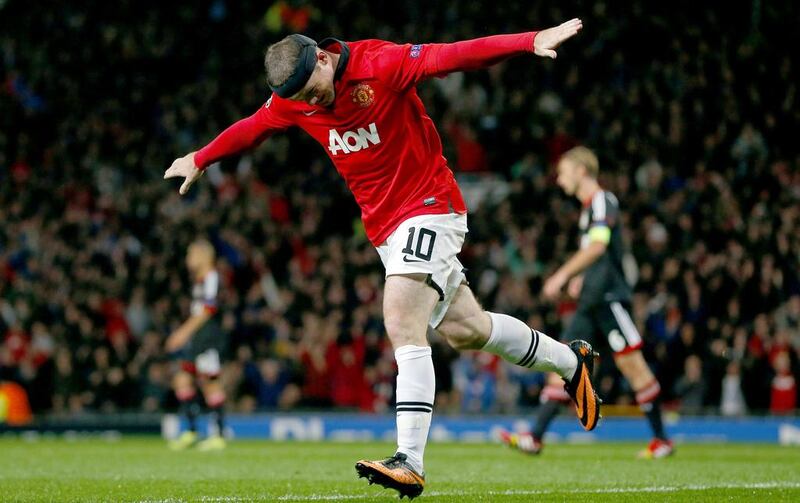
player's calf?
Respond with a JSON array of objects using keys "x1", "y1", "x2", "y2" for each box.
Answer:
[
  {"x1": 479, "y1": 312, "x2": 579, "y2": 379},
  {"x1": 202, "y1": 379, "x2": 227, "y2": 438},
  {"x1": 436, "y1": 310, "x2": 491, "y2": 350},
  {"x1": 438, "y1": 289, "x2": 580, "y2": 377},
  {"x1": 442, "y1": 306, "x2": 601, "y2": 431},
  {"x1": 615, "y1": 350, "x2": 671, "y2": 451},
  {"x1": 173, "y1": 370, "x2": 201, "y2": 441}
]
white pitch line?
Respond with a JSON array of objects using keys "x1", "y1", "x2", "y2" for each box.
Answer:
[
  {"x1": 275, "y1": 495, "x2": 368, "y2": 502},
  {"x1": 489, "y1": 481, "x2": 800, "y2": 496},
  {"x1": 270, "y1": 481, "x2": 800, "y2": 501}
]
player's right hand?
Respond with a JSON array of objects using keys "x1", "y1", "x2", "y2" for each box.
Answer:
[
  {"x1": 164, "y1": 152, "x2": 203, "y2": 195},
  {"x1": 567, "y1": 275, "x2": 584, "y2": 299},
  {"x1": 543, "y1": 271, "x2": 568, "y2": 300}
]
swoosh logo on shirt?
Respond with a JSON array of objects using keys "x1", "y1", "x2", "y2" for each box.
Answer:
[
  {"x1": 303, "y1": 110, "x2": 317, "y2": 116},
  {"x1": 402, "y1": 256, "x2": 425, "y2": 263}
]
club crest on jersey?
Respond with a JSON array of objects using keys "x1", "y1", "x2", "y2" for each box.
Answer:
[
  {"x1": 351, "y1": 83, "x2": 375, "y2": 108},
  {"x1": 328, "y1": 122, "x2": 381, "y2": 155}
]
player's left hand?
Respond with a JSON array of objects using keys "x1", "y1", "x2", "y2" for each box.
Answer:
[
  {"x1": 543, "y1": 271, "x2": 569, "y2": 300},
  {"x1": 533, "y1": 18, "x2": 583, "y2": 59},
  {"x1": 164, "y1": 151, "x2": 203, "y2": 195}
]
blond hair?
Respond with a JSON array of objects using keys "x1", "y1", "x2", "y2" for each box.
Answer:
[
  {"x1": 188, "y1": 239, "x2": 215, "y2": 261},
  {"x1": 561, "y1": 146, "x2": 599, "y2": 178}
]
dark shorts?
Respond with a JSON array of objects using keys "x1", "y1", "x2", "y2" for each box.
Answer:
[
  {"x1": 181, "y1": 320, "x2": 228, "y2": 377},
  {"x1": 562, "y1": 301, "x2": 643, "y2": 355}
]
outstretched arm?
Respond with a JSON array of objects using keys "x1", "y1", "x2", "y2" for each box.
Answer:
[
  {"x1": 165, "y1": 97, "x2": 292, "y2": 195},
  {"x1": 376, "y1": 18, "x2": 583, "y2": 89},
  {"x1": 193, "y1": 113, "x2": 278, "y2": 169},
  {"x1": 433, "y1": 18, "x2": 583, "y2": 74}
]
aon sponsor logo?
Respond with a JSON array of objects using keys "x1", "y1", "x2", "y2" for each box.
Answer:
[{"x1": 328, "y1": 123, "x2": 381, "y2": 155}]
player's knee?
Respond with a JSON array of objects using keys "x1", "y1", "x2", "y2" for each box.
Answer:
[
  {"x1": 173, "y1": 371, "x2": 194, "y2": 390},
  {"x1": 615, "y1": 350, "x2": 654, "y2": 384},
  {"x1": 444, "y1": 330, "x2": 481, "y2": 350},
  {"x1": 384, "y1": 318, "x2": 425, "y2": 348},
  {"x1": 438, "y1": 316, "x2": 486, "y2": 351},
  {"x1": 202, "y1": 383, "x2": 226, "y2": 408},
  {"x1": 200, "y1": 375, "x2": 220, "y2": 390}
]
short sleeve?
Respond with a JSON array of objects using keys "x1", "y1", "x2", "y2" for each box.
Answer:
[
  {"x1": 591, "y1": 191, "x2": 618, "y2": 226},
  {"x1": 201, "y1": 272, "x2": 219, "y2": 313}
]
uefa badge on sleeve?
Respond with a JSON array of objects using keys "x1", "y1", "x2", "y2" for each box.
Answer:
[
  {"x1": 410, "y1": 44, "x2": 423, "y2": 58},
  {"x1": 351, "y1": 83, "x2": 375, "y2": 108}
]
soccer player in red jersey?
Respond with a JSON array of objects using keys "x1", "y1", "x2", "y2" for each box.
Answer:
[{"x1": 165, "y1": 19, "x2": 599, "y2": 498}]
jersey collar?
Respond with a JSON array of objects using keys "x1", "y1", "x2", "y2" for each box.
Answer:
[{"x1": 318, "y1": 37, "x2": 350, "y2": 82}]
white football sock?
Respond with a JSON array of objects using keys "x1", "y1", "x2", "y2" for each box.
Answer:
[
  {"x1": 394, "y1": 345, "x2": 434, "y2": 474},
  {"x1": 482, "y1": 312, "x2": 577, "y2": 380}
]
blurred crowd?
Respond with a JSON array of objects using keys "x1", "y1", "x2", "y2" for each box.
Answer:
[{"x1": 1, "y1": 0, "x2": 798, "y2": 417}]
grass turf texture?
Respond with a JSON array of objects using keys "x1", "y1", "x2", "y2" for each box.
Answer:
[{"x1": 1, "y1": 438, "x2": 798, "y2": 502}]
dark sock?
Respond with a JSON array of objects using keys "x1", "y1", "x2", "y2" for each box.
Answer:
[
  {"x1": 180, "y1": 398, "x2": 201, "y2": 433},
  {"x1": 211, "y1": 406, "x2": 225, "y2": 435},
  {"x1": 532, "y1": 400, "x2": 562, "y2": 439},
  {"x1": 641, "y1": 399, "x2": 667, "y2": 440}
]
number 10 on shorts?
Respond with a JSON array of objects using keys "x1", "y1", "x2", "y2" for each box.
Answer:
[{"x1": 402, "y1": 227, "x2": 437, "y2": 262}]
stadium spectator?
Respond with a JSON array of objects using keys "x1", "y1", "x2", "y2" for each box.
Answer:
[
  {"x1": 770, "y1": 351, "x2": 797, "y2": 415},
  {"x1": 674, "y1": 355, "x2": 706, "y2": 414},
  {"x1": 720, "y1": 361, "x2": 748, "y2": 417}
]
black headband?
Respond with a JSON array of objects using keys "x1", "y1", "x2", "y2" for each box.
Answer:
[{"x1": 270, "y1": 34, "x2": 318, "y2": 99}]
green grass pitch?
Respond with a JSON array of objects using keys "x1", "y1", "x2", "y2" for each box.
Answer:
[{"x1": 1, "y1": 437, "x2": 798, "y2": 502}]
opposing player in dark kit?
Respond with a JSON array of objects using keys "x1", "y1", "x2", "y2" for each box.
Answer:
[
  {"x1": 166, "y1": 240, "x2": 228, "y2": 452},
  {"x1": 500, "y1": 147, "x2": 673, "y2": 459},
  {"x1": 165, "y1": 19, "x2": 601, "y2": 497}
]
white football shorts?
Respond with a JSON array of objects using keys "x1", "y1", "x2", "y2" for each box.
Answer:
[
  {"x1": 195, "y1": 348, "x2": 221, "y2": 377},
  {"x1": 376, "y1": 213, "x2": 468, "y2": 328}
]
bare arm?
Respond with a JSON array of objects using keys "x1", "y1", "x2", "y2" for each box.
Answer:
[
  {"x1": 543, "y1": 241, "x2": 607, "y2": 299},
  {"x1": 165, "y1": 312, "x2": 212, "y2": 352}
]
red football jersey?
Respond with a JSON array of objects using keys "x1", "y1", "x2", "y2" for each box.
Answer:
[{"x1": 195, "y1": 34, "x2": 538, "y2": 245}]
